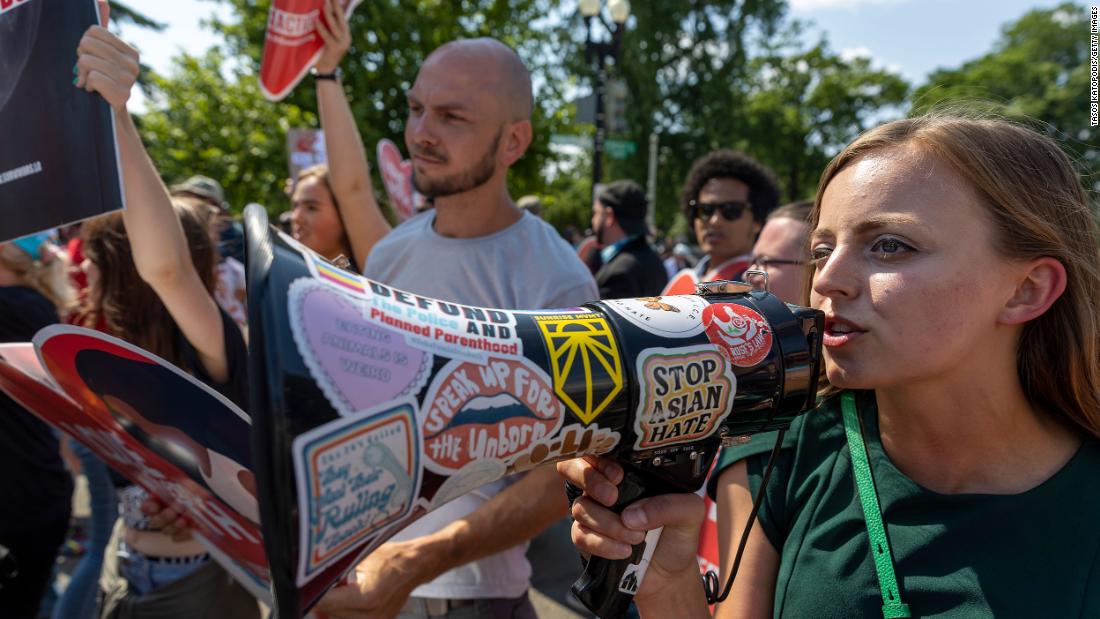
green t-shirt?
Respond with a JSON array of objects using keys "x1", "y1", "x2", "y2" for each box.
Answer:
[{"x1": 712, "y1": 391, "x2": 1100, "y2": 618}]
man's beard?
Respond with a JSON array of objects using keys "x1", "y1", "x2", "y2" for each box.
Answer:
[{"x1": 411, "y1": 128, "x2": 502, "y2": 198}]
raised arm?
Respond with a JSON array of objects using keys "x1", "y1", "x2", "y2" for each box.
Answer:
[
  {"x1": 75, "y1": 14, "x2": 227, "y2": 382},
  {"x1": 315, "y1": 0, "x2": 391, "y2": 271}
]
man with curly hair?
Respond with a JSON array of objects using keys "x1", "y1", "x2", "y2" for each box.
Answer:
[{"x1": 664, "y1": 150, "x2": 780, "y2": 294}]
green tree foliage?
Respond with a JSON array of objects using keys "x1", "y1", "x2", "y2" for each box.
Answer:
[
  {"x1": 132, "y1": 1, "x2": 910, "y2": 234},
  {"x1": 110, "y1": 1, "x2": 167, "y2": 31},
  {"x1": 912, "y1": 3, "x2": 1098, "y2": 187},
  {"x1": 572, "y1": 5, "x2": 907, "y2": 233},
  {"x1": 108, "y1": 1, "x2": 165, "y2": 95},
  {"x1": 737, "y1": 29, "x2": 909, "y2": 202},
  {"x1": 206, "y1": 0, "x2": 574, "y2": 202},
  {"x1": 138, "y1": 50, "x2": 317, "y2": 214},
  {"x1": 596, "y1": 1, "x2": 789, "y2": 232},
  {"x1": 540, "y1": 151, "x2": 593, "y2": 235}
]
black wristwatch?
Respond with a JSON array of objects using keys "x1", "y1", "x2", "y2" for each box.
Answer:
[{"x1": 311, "y1": 67, "x2": 342, "y2": 81}]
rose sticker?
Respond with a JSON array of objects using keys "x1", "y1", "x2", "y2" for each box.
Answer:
[{"x1": 702, "y1": 303, "x2": 772, "y2": 368}]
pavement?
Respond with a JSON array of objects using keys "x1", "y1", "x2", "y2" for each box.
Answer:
[
  {"x1": 527, "y1": 518, "x2": 592, "y2": 619},
  {"x1": 55, "y1": 475, "x2": 594, "y2": 618}
]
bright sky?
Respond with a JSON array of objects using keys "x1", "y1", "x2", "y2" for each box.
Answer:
[
  {"x1": 118, "y1": 0, "x2": 1070, "y2": 109},
  {"x1": 787, "y1": 0, "x2": 1068, "y2": 82}
]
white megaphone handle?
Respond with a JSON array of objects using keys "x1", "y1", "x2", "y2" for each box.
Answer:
[{"x1": 616, "y1": 526, "x2": 663, "y2": 595}]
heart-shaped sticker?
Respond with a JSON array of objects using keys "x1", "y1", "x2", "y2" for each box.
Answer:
[
  {"x1": 377, "y1": 139, "x2": 418, "y2": 222},
  {"x1": 289, "y1": 279, "x2": 432, "y2": 416}
]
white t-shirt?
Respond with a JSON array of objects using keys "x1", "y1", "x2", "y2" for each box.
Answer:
[{"x1": 365, "y1": 209, "x2": 598, "y2": 599}]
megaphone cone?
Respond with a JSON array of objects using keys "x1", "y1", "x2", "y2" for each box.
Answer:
[{"x1": 244, "y1": 205, "x2": 823, "y2": 618}]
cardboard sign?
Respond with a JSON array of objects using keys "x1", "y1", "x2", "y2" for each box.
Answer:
[
  {"x1": 259, "y1": 0, "x2": 363, "y2": 101},
  {"x1": 0, "y1": 0, "x2": 124, "y2": 242},
  {"x1": 376, "y1": 139, "x2": 419, "y2": 222},
  {"x1": 0, "y1": 326, "x2": 271, "y2": 603},
  {"x1": 288, "y1": 128, "x2": 326, "y2": 178}
]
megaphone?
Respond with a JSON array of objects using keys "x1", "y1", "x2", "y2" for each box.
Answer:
[{"x1": 244, "y1": 205, "x2": 824, "y2": 618}]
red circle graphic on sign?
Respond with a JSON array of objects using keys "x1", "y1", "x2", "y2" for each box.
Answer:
[{"x1": 701, "y1": 303, "x2": 772, "y2": 368}]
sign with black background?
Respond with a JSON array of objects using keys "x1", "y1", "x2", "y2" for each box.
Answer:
[{"x1": 0, "y1": 0, "x2": 123, "y2": 242}]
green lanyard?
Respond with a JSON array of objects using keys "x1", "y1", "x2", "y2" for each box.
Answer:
[{"x1": 841, "y1": 392, "x2": 912, "y2": 619}]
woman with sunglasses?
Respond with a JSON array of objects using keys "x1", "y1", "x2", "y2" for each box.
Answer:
[
  {"x1": 560, "y1": 115, "x2": 1100, "y2": 617},
  {"x1": 663, "y1": 150, "x2": 780, "y2": 295}
]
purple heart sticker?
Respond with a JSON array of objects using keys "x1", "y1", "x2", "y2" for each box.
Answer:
[{"x1": 289, "y1": 279, "x2": 432, "y2": 416}]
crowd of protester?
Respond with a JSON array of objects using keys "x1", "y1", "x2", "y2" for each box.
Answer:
[{"x1": 1, "y1": 0, "x2": 1097, "y2": 617}]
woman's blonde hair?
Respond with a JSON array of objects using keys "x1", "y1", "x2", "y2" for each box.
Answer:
[
  {"x1": 808, "y1": 114, "x2": 1100, "y2": 439},
  {"x1": 0, "y1": 241, "x2": 74, "y2": 311}
]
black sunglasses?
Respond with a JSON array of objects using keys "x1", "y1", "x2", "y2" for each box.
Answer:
[{"x1": 689, "y1": 200, "x2": 752, "y2": 221}]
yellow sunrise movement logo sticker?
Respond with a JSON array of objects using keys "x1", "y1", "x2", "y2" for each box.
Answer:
[{"x1": 534, "y1": 312, "x2": 624, "y2": 425}]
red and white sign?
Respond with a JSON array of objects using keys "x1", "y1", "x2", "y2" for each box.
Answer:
[
  {"x1": 0, "y1": 0, "x2": 36, "y2": 18},
  {"x1": 258, "y1": 0, "x2": 362, "y2": 101},
  {"x1": 288, "y1": 128, "x2": 326, "y2": 178},
  {"x1": 0, "y1": 327, "x2": 271, "y2": 602},
  {"x1": 702, "y1": 303, "x2": 773, "y2": 368},
  {"x1": 377, "y1": 139, "x2": 419, "y2": 222}
]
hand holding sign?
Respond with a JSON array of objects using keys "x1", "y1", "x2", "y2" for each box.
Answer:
[
  {"x1": 314, "y1": 0, "x2": 350, "y2": 74},
  {"x1": 141, "y1": 495, "x2": 194, "y2": 542},
  {"x1": 74, "y1": 6, "x2": 139, "y2": 112}
]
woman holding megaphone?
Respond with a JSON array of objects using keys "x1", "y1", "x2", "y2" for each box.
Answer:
[{"x1": 560, "y1": 115, "x2": 1100, "y2": 617}]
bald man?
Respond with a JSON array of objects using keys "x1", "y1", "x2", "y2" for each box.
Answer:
[{"x1": 316, "y1": 36, "x2": 598, "y2": 619}]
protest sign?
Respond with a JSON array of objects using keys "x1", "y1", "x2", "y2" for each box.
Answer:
[
  {"x1": 259, "y1": 0, "x2": 363, "y2": 101},
  {"x1": 0, "y1": 329, "x2": 272, "y2": 604},
  {"x1": 288, "y1": 128, "x2": 327, "y2": 178},
  {"x1": 0, "y1": 0, "x2": 124, "y2": 243}
]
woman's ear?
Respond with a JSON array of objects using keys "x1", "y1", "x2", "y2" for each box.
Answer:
[{"x1": 999, "y1": 257, "x2": 1067, "y2": 325}]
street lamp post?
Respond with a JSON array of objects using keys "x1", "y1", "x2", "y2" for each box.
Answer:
[{"x1": 579, "y1": 0, "x2": 630, "y2": 198}]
